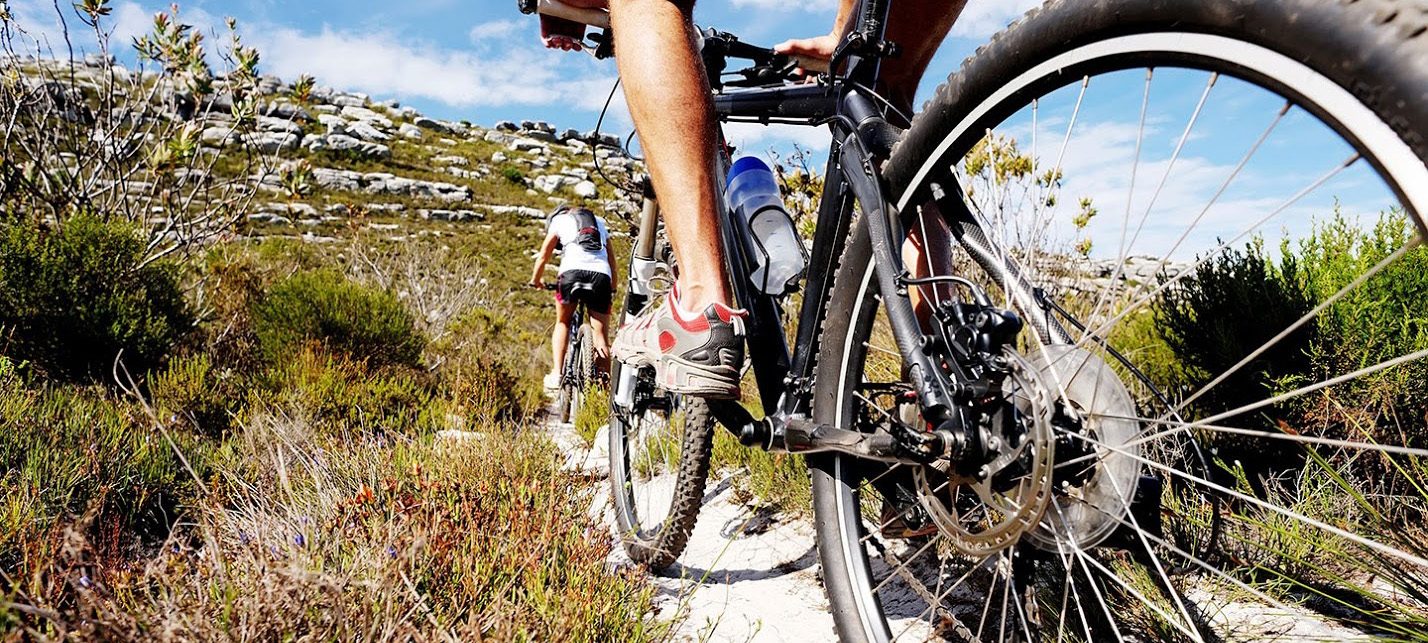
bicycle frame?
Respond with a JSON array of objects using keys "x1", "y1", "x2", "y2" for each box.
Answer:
[{"x1": 560, "y1": 0, "x2": 1011, "y2": 464}]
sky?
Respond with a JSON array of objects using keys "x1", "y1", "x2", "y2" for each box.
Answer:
[
  {"x1": 6, "y1": 0, "x2": 1041, "y2": 140},
  {"x1": 4, "y1": 0, "x2": 1401, "y2": 260}
]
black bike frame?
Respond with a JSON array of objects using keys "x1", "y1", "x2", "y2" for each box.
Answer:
[{"x1": 697, "y1": 0, "x2": 978, "y2": 461}]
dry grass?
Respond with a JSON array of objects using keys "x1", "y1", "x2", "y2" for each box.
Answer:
[{"x1": 3, "y1": 410, "x2": 667, "y2": 642}]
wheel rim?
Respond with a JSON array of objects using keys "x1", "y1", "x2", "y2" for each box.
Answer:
[
  {"x1": 612, "y1": 365, "x2": 694, "y2": 540},
  {"x1": 825, "y1": 28, "x2": 1428, "y2": 642}
]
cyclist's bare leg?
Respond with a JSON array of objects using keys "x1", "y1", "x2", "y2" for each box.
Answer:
[
  {"x1": 551, "y1": 298, "x2": 578, "y2": 380},
  {"x1": 588, "y1": 310, "x2": 612, "y2": 375},
  {"x1": 606, "y1": 0, "x2": 731, "y2": 312}
]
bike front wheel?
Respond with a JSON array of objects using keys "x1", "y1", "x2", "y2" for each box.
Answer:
[{"x1": 815, "y1": 0, "x2": 1428, "y2": 640}]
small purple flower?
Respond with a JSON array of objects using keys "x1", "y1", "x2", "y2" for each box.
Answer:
[
  {"x1": 387, "y1": 546, "x2": 398, "y2": 559},
  {"x1": 300, "y1": 516, "x2": 311, "y2": 525},
  {"x1": 295, "y1": 533, "x2": 306, "y2": 547},
  {"x1": 78, "y1": 575, "x2": 92, "y2": 589},
  {"x1": 239, "y1": 532, "x2": 252, "y2": 545}
]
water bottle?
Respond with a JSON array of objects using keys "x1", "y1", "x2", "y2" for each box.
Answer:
[{"x1": 726, "y1": 156, "x2": 806, "y2": 295}]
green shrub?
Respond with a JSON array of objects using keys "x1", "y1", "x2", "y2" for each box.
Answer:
[
  {"x1": 252, "y1": 269, "x2": 425, "y2": 369},
  {"x1": 261, "y1": 347, "x2": 441, "y2": 433},
  {"x1": 0, "y1": 215, "x2": 192, "y2": 383},
  {"x1": 150, "y1": 353, "x2": 244, "y2": 438},
  {"x1": 0, "y1": 382, "x2": 202, "y2": 580},
  {"x1": 1156, "y1": 241, "x2": 1315, "y2": 419},
  {"x1": 1291, "y1": 210, "x2": 1428, "y2": 447}
]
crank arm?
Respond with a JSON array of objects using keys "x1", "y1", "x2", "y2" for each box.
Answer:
[{"x1": 707, "y1": 400, "x2": 956, "y2": 465}]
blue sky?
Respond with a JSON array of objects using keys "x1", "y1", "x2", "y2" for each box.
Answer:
[
  {"x1": 9, "y1": 0, "x2": 1042, "y2": 139},
  {"x1": 7, "y1": 0, "x2": 1400, "y2": 259}
]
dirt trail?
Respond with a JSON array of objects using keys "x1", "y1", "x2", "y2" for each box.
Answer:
[{"x1": 546, "y1": 419, "x2": 1376, "y2": 642}]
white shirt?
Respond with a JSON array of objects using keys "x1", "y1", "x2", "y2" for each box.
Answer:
[{"x1": 549, "y1": 211, "x2": 611, "y2": 276}]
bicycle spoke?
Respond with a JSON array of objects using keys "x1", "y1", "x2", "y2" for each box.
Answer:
[
  {"x1": 1169, "y1": 236, "x2": 1420, "y2": 417},
  {"x1": 1061, "y1": 426, "x2": 1428, "y2": 569},
  {"x1": 1075, "y1": 152, "x2": 1364, "y2": 348}
]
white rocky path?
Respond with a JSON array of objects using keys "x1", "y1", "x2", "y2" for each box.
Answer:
[
  {"x1": 545, "y1": 414, "x2": 1383, "y2": 643},
  {"x1": 548, "y1": 420, "x2": 840, "y2": 642}
]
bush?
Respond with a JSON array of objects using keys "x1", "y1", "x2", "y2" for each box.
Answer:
[
  {"x1": 260, "y1": 348, "x2": 441, "y2": 434},
  {"x1": 1156, "y1": 240, "x2": 1314, "y2": 420},
  {"x1": 0, "y1": 215, "x2": 192, "y2": 384},
  {"x1": 0, "y1": 382, "x2": 202, "y2": 585},
  {"x1": 252, "y1": 269, "x2": 425, "y2": 369},
  {"x1": 1292, "y1": 210, "x2": 1428, "y2": 447},
  {"x1": 150, "y1": 353, "x2": 244, "y2": 438}
]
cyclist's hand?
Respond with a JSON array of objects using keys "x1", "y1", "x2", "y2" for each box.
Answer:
[
  {"x1": 774, "y1": 34, "x2": 838, "y2": 62},
  {"x1": 540, "y1": 0, "x2": 607, "y2": 52}
]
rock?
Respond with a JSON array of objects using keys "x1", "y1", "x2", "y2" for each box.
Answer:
[
  {"x1": 398, "y1": 123, "x2": 423, "y2": 139},
  {"x1": 311, "y1": 167, "x2": 363, "y2": 191},
  {"x1": 200, "y1": 126, "x2": 238, "y2": 147},
  {"x1": 324, "y1": 203, "x2": 350, "y2": 215},
  {"x1": 495, "y1": 121, "x2": 519, "y2": 132},
  {"x1": 330, "y1": 94, "x2": 367, "y2": 108},
  {"x1": 559, "y1": 128, "x2": 581, "y2": 141},
  {"x1": 348, "y1": 120, "x2": 391, "y2": 142},
  {"x1": 484, "y1": 130, "x2": 514, "y2": 145},
  {"x1": 432, "y1": 155, "x2": 468, "y2": 166},
  {"x1": 533, "y1": 174, "x2": 582, "y2": 194},
  {"x1": 397, "y1": 106, "x2": 421, "y2": 120},
  {"x1": 262, "y1": 202, "x2": 320, "y2": 218},
  {"x1": 477, "y1": 204, "x2": 546, "y2": 219},
  {"x1": 414, "y1": 117, "x2": 453, "y2": 134},
  {"x1": 341, "y1": 105, "x2": 393, "y2": 128},
  {"x1": 312, "y1": 104, "x2": 338, "y2": 114},
  {"x1": 573, "y1": 180, "x2": 598, "y2": 198},
  {"x1": 562, "y1": 168, "x2": 590, "y2": 180},
  {"x1": 374, "y1": 99, "x2": 400, "y2": 109},
  {"x1": 524, "y1": 129, "x2": 561, "y2": 144},
  {"x1": 367, "y1": 203, "x2": 406, "y2": 213},
  {"x1": 305, "y1": 134, "x2": 391, "y2": 159},
  {"x1": 263, "y1": 102, "x2": 313, "y2": 122},
  {"x1": 565, "y1": 139, "x2": 590, "y2": 154},
  {"x1": 85, "y1": 53, "x2": 116, "y2": 67},
  {"x1": 438, "y1": 120, "x2": 469, "y2": 136},
  {"x1": 256, "y1": 115, "x2": 303, "y2": 135},
  {"x1": 317, "y1": 113, "x2": 349, "y2": 135},
  {"x1": 509, "y1": 137, "x2": 547, "y2": 153},
  {"x1": 245, "y1": 132, "x2": 302, "y2": 153},
  {"x1": 491, "y1": 151, "x2": 508, "y2": 163}
]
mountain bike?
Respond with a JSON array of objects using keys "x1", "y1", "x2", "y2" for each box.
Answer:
[
  {"x1": 542, "y1": 282, "x2": 601, "y2": 425},
  {"x1": 525, "y1": 0, "x2": 1428, "y2": 640}
]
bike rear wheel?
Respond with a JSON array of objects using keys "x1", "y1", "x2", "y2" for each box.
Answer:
[{"x1": 815, "y1": 0, "x2": 1428, "y2": 640}]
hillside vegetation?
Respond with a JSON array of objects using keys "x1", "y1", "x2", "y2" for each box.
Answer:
[{"x1": 1, "y1": 3, "x2": 666, "y2": 640}]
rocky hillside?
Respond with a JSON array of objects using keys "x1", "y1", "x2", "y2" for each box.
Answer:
[{"x1": 4, "y1": 52, "x2": 645, "y2": 248}]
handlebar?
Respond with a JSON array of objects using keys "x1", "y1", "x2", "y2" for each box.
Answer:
[
  {"x1": 519, "y1": 0, "x2": 610, "y2": 30},
  {"x1": 520, "y1": 0, "x2": 830, "y2": 79}
]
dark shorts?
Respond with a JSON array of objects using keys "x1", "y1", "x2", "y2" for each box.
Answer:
[{"x1": 556, "y1": 269, "x2": 613, "y2": 315}]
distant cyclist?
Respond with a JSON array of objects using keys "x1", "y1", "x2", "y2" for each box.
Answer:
[{"x1": 531, "y1": 205, "x2": 618, "y2": 391}]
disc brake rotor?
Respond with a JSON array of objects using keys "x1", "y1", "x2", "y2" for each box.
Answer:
[
  {"x1": 1023, "y1": 345, "x2": 1141, "y2": 551},
  {"x1": 915, "y1": 349, "x2": 1056, "y2": 557}
]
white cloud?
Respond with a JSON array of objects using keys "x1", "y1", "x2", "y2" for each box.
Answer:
[
  {"x1": 246, "y1": 25, "x2": 616, "y2": 109},
  {"x1": 724, "y1": 122, "x2": 833, "y2": 156},
  {"x1": 469, "y1": 20, "x2": 521, "y2": 43},
  {"x1": 949, "y1": 0, "x2": 1041, "y2": 39}
]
